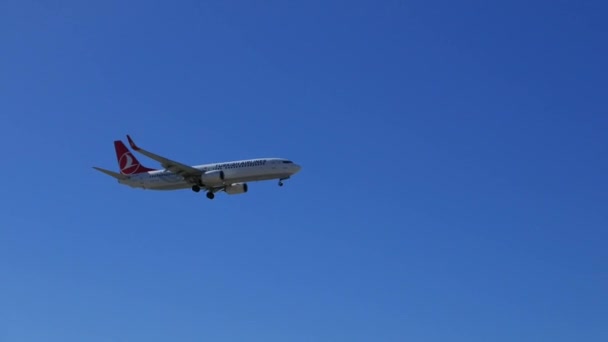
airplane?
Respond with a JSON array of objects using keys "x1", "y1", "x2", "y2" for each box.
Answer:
[{"x1": 93, "y1": 135, "x2": 302, "y2": 200}]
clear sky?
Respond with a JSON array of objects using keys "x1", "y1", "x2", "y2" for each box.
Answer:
[{"x1": 1, "y1": 1, "x2": 607, "y2": 341}]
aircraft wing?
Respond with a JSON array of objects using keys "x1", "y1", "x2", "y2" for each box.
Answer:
[{"x1": 126, "y1": 135, "x2": 202, "y2": 179}]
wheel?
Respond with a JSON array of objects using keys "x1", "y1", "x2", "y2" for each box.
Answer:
[
  {"x1": 206, "y1": 191, "x2": 215, "y2": 199},
  {"x1": 278, "y1": 181, "x2": 284, "y2": 187},
  {"x1": 192, "y1": 185, "x2": 201, "y2": 192}
]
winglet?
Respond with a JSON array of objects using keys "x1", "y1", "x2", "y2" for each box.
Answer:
[{"x1": 126, "y1": 134, "x2": 139, "y2": 151}]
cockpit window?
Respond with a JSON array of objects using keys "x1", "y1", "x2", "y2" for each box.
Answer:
[{"x1": 282, "y1": 160, "x2": 293, "y2": 164}]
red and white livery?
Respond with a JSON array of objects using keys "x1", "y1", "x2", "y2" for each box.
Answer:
[{"x1": 94, "y1": 135, "x2": 302, "y2": 200}]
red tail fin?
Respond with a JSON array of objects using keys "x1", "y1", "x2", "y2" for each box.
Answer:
[{"x1": 114, "y1": 140, "x2": 156, "y2": 175}]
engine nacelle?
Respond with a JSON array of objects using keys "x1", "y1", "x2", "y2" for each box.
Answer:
[
  {"x1": 201, "y1": 170, "x2": 225, "y2": 186},
  {"x1": 225, "y1": 183, "x2": 248, "y2": 195}
]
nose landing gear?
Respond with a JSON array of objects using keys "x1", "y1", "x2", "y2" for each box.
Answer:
[{"x1": 278, "y1": 177, "x2": 290, "y2": 187}]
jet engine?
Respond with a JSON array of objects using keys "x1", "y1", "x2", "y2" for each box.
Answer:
[
  {"x1": 201, "y1": 170, "x2": 225, "y2": 185},
  {"x1": 225, "y1": 183, "x2": 248, "y2": 195}
]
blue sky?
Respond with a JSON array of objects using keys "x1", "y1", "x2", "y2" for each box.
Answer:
[{"x1": 1, "y1": 0, "x2": 607, "y2": 341}]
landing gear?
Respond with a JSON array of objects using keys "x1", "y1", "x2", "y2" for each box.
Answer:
[
  {"x1": 278, "y1": 177, "x2": 290, "y2": 187},
  {"x1": 192, "y1": 185, "x2": 201, "y2": 192},
  {"x1": 206, "y1": 191, "x2": 215, "y2": 200}
]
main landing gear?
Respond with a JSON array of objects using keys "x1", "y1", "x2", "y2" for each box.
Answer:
[{"x1": 192, "y1": 184, "x2": 215, "y2": 199}]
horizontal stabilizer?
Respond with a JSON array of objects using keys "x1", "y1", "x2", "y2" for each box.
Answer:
[{"x1": 93, "y1": 167, "x2": 129, "y2": 180}]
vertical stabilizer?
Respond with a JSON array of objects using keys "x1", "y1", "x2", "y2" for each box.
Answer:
[{"x1": 114, "y1": 140, "x2": 156, "y2": 175}]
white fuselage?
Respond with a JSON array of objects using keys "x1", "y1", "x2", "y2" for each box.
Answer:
[{"x1": 119, "y1": 157, "x2": 301, "y2": 190}]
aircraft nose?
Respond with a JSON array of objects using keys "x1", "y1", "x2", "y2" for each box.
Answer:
[{"x1": 293, "y1": 164, "x2": 302, "y2": 173}]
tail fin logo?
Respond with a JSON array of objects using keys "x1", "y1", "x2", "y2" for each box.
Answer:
[
  {"x1": 119, "y1": 152, "x2": 141, "y2": 174},
  {"x1": 114, "y1": 139, "x2": 155, "y2": 174}
]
